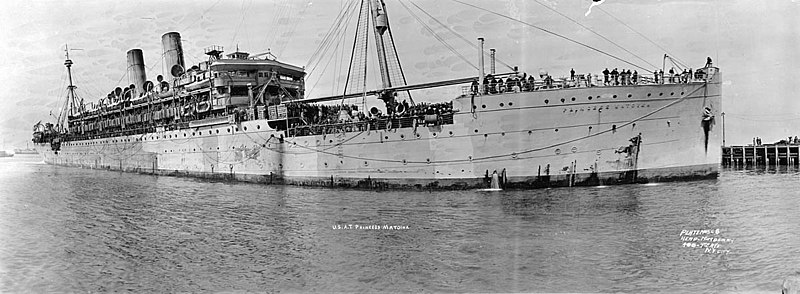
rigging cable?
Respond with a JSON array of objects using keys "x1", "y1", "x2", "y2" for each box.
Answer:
[
  {"x1": 448, "y1": 0, "x2": 651, "y2": 73},
  {"x1": 531, "y1": 0, "x2": 657, "y2": 69},
  {"x1": 597, "y1": 7, "x2": 688, "y2": 69},
  {"x1": 398, "y1": 0, "x2": 477, "y2": 70},
  {"x1": 306, "y1": 17, "x2": 353, "y2": 99},
  {"x1": 306, "y1": 0, "x2": 359, "y2": 80},
  {"x1": 407, "y1": 0, "x2": 515, "y2": 71},
  {"x1": 305, "y1": 0, "x2": 358, "y2": 70}
]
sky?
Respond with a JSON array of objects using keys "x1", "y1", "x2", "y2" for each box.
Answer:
[{"x1": 1, "y1": 0, "x2": 798, "y2": 149}]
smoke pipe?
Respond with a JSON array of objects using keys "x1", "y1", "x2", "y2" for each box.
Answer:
[
  {"x1": 490, "y1": 48, "x2": 496, "y2": 75},
  {"x1": 478, "y1": 37, "x2": 485, "y2": 94}
]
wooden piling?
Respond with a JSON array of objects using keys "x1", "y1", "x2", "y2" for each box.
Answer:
[{"x1": 722, "y1": 144, "x2": 800, "y2": 167}]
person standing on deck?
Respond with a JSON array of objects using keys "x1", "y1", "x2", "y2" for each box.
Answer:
[
  {"x1": 611, "y1": 68, "x2": 619, "y2": 85},
  {"x1": 527, "y1": 75, "x2": 535, "y2": 91},
  {"x1": 668, "y1": 67, "x2": 675, "y2": 83},
  {"x1": 603, "y1": 68, "x2": 610, "y2": 85},
  {"x1": 570, "y1": 68, "x2": 575, "y2": 82}
]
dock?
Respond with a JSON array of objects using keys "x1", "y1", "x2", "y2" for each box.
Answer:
[{"x1": 722, "y1": 144, "x2": 800, "y2": 167}]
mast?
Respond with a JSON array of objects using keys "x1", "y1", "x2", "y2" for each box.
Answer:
[
  {"x1": 368, "y1": 0, "x2": 411, "y2": 103},
  {"x1": 61, "y1": 44, "x2": 79, "y2": 133}
]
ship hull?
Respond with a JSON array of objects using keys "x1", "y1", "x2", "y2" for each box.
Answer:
[{"x1": 35, "y1": 73, "x2": 722, "y2": 190}]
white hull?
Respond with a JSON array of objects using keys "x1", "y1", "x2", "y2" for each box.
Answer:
[{"x1": 36, "y1": 74, "x2": 722, "y2": 189}]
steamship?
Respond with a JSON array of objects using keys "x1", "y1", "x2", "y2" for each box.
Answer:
[{"x1": 32, "y1": 0, "x2": 721, "y2": 189}]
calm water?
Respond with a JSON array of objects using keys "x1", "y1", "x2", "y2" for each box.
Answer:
[{"x1": 1, "y1": 154, "x2": 798, "y2": 293}]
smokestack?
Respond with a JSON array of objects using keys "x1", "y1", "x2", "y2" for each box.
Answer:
[
  {"x1": 126, "y1": 49, "x2": 147, "y2": 97},
  {"x1": 161, "y1": 32, "x2": 185, "y2": 77},
  {"x1": 478, "y1": 37, "x2": 485, "y2": 95}
]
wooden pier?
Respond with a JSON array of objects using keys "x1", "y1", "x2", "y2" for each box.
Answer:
[{"x1": 722, "y1": 144, "x2": 800, "y2": 167}]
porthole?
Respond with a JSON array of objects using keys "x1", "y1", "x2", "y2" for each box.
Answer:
[
  {"x1": 262, "y1": 144, "x2": 266, "y2": 147},
  {"x1": 501, "y1": 132, "x2": 505, "y2": 136},
  {"x1": 216, "y1": 130, "x2": 219, "y2": 134},
  {"x1": 484, "y1": 134, "x2": 488, "y2": 137},
  {"x1": 544, "y1": 99, "x2": 549, "y2": 104},
  {"x1": 257, "y1": 125, "x2": 261, "y2": 130},
  {"x1": 554, "y1": 128, "x2": 559, "y2": 132},
  {"x1": 384, "y1": 136, "x2": 389, "y2": 139},
  {"x1": 402, "y1": 159, "x2": 407, "y2": 165},
  {"x1": 627, "y1": 94, "x2": 632, "y2": 98},
  {"x1": 329, "y1": 140, "x2": 333, "y2": 143},
  {"x1": 571, "y1": 97, "x2": 576, "y2": 101},
  {"x1": 416, "y1": 134, "x2": 420, "y2": 138},
  {"x1": 432, "y1": 133, "x2": 437, "y2": 137},
  {"x1": 560, "y1": 98, "x2": 565, "y2": 103},
  {"x1": 647, "y1": 93, "x2": 652, "y2": 97},
  {"x1": 227, "y1": 129, "x2": 230, "y2": 133},
  {"x1": 468, "y1": 156, "x2": 473, "y2": 161},
  {"x1": 474, "y1": 129, "x2": 479, "y2": 133},
  {"x1": 244, "y1": 126, "x2": 248, "y2": 131},
  {"x1": 364, "y1": 161, "x2": 369, "y2": 166},
  {"x1": 324, "y1": 162, "x2": 328, "y2": 167},
  {"x1": 670, "y1": 92, "x2": 675, "y2": 96},
  {"x1": 571, "y1": 146, "x2": 578, "y2": 153},
  {"x1": 235, "y1": 127, "x2": 239, "y2": 131},
  {"x1": 555, "y1": 148, "x2": 561, "y2": 155},
  {"x1": 426, "y1": 158, "x2": 431, "y2": 164},
  {"x1": 613, "y1": 94, "x2": 618, "y2": 98},
  {"x1": 449, "y1": 131, "x2": 453, "y2": 136},
  {"x1": 681, "y1": 91, "x2": 685, "y2": 95},
  {"x1": 400, "y1": 134, "x2": 405, "y2": 139},
  {"x1": 183, "y1": 133, "x2": 186, "y2": 137},
  {"x1": 192, "y1": 132, "x2": 195, "y2": 136},
  {"x1": 588, "y1": 96, "x2": 593, "y2": 100},
  {"x1": 508, "y1": 102, "x2": 513, "y2": 106},
  {"x1": 473, "y1": 105, "x2": 477, "y2": 109},
  {"x1": 528, "y1": 130, "x2": 532, "y2": 135},
  {"x1": 499, "y1": 103, "x2": 504, "y2": 107},
  {"x1": 612, "y1": 124, "x2": 617, "y2": 131},
  {"x1": 659, "y1": 93, "x2": 663, "y2": 96}
]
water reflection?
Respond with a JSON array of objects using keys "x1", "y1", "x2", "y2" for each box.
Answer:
[{"x1": 1, "y1": 156, "x2": 799, "y2": 292}]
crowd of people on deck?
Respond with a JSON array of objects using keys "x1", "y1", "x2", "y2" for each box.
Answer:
[
  {"x1": 471, "y1": 58, "x2": 714, "y2": 96},
  {"x1": 752, "y1": 136, "x2": 800, "y2": 146},
  {"x1": 285, "y1": 100, "x2": 453, "y2": 128}
]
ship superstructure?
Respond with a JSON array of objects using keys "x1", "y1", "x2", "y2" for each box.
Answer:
[{"x1": 32, "y1": 0, "x2": 721, "y2": 189}]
